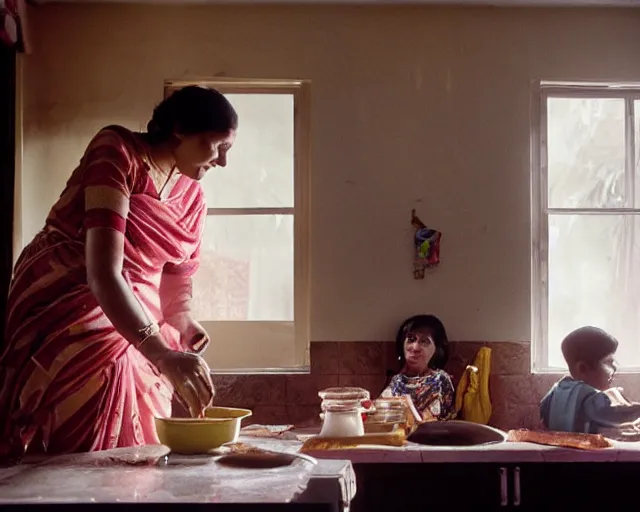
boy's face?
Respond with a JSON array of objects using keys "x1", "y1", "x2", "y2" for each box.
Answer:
[{"x1": 574, "y1": 353, "x2": 617, "y2": 390}]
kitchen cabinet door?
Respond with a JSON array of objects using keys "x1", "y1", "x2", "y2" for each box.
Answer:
[
  {"x1": 513, "y1": 462, "x2": 640, "y2": 509},
  {"x1": 351, "y1": 463, "x2": 506, "y2": 512}
]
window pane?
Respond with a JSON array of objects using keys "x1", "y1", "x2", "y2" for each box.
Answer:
[
  {"x1": 547, "y1": 98, "x2": 625, "y2": 209},
  {"x1": 200, "y1": 93, "x2": 294, "y2": 208},
  {"x1": 547, "y1": 214, "x2": 640, "y2": 368},
  {"x1": 191, "y1": 214, "x2": 294, "y2": 321}
]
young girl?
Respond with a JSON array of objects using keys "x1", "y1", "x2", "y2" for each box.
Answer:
[{"x1": 381, "y1": 315, "x2": 456, "y2": 421}]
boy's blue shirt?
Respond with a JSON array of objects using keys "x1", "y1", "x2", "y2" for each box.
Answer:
[{"x1": 540, "y1": 377, "x2": 640, "y2": 434}]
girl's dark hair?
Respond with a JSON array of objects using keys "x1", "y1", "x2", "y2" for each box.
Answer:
[
  {"x1": 146, "y1": 86, "x2": 238, "y2": 143},
  {"x1": 395, "y1": 314, "x2": 450, "y2": 370}
]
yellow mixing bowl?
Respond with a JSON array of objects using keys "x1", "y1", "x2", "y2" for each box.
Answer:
[{"x1": 155, "y1": 406, "x2": 252, "y2": 454}]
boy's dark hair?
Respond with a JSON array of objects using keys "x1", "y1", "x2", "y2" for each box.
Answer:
[
  {"x1": 561, "y1": 326, "x2": 618, "y2": 368},
  {"x1": 395, "y1": 314, "x2": 449, "y2": 370}
]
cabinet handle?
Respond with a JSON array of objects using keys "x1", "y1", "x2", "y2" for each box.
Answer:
[
  {"x1": 499, "y1": 467, "x2": 508, "y2": 506},
  {"x1": 513, "y1": 466, "x2": 521, "y2": 507}
]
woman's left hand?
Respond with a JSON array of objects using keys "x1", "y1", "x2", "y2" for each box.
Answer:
[
  {"x1": 168, "y1": 313, "x2": 210, "y2": 354},
  {"x1": 181, "y1": 319, "x2": 210, "y2": 355}
]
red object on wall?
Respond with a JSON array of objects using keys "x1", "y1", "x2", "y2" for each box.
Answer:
[{"x1": 0, "y1": 0, "x2": 21, "y2": 49}]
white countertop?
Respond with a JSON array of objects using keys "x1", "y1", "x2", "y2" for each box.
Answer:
[
  {"x1": 0, "y1": 440, "x2": 355, "y2": 506},
  {"x1": 2, "y1": 434, "x2": 639, "y2": 506},
  {"x1": 300, "y1": 439, "x2": 640, "y2": 464}
]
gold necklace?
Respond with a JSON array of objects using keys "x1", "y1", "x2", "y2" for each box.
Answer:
[
  {"x1": 142, "y1": 147, "x2": 177, "y2": 200},
  {"x1": 157, "y1": 164, "x2": 178, "y2": 199}
]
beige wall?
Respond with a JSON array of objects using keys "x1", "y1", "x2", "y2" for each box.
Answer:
[{"x1": 20, "y1": 4, "x2": 640, "y2": 343}]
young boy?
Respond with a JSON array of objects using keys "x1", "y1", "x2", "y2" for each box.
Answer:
[{"x1": 540, "y1": 326, "x2": 640, "y2": 434}]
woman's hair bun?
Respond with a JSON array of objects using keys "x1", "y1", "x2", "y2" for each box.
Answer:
[{"x1": 146, "y1": 85, "x2": 238, "y2": 143}]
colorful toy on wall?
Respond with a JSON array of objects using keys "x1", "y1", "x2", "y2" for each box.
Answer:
[{"x1": 411, "y1": 209, "x2": 441, "y2": 279}]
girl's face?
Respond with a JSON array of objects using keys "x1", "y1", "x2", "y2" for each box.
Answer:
[{"x1": 403, "y1": 328, "x2": 436, "y2": 375}]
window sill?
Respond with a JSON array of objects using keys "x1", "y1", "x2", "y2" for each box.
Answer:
[
  {"x1": 532, "y1": 368, "x2": 640, "y2": 375},
  {"x1": 209, "y1": 366, "x2": 311, "y2": 376}
]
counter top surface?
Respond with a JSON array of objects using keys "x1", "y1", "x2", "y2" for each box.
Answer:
[
  {"x1": 271, "y1": 424, "x2": 640, "y2": 463},
  {"x1": 2, "y1": 431, "x2": 639, "y2": 506},
  {"x1": 298, "y1": 437, "x2": 640, "y2": 463},
  {"x1": 0, "y1": 440, "x2": 355, "y2": 505}
]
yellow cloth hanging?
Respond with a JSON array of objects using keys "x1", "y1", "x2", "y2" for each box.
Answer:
[{"x1": 454, "y1": 346, "x2": 492, "y2": 425}]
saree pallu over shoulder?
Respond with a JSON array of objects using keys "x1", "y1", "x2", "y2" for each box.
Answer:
[{"x1": 0, "y1": 126, "x2": 206, "y2": 461}]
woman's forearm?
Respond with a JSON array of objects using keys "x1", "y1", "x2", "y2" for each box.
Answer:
[
  {"x1": 85, "y1": 227, "x2": 174, "y2": 364},
  {"x1": 88, "y1": 270, "x2": 152, "y2": 343},
  {"x1": 88, "y1": 271, "x2": 171, "y2": 363}
]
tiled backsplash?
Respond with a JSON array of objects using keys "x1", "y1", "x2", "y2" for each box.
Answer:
[{"x1": 195, "y1": 341, "x2": 640, "y2": 431}]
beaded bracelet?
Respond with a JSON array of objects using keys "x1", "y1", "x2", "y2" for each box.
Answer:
[{"x1": 135, "y1": 322, "x2": 160, "y2": 349}]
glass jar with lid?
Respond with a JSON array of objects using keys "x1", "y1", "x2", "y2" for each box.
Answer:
[
  {"x1": 363, "y1": 397, "x2": 408, "y2": 433},
  {"x1": 318, "y1": 387, "x2": 372, "y2": 438}
]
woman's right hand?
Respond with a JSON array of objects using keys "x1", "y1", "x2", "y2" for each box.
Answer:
[{"x1": 156, "y1": 351, "x2": 215, "y2": 417}]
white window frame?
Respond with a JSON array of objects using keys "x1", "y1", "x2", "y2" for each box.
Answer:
[
  {"x1": 164, "y1": 78, "x2": 311, "y2": 374},
  {"x1": 531, "y1": 80, "x2": 640, "y2": 373}
]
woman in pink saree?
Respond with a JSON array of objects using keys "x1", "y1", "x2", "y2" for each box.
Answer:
[{"x1": 0, "y1": 86, "x2": 237, "y2": 461}]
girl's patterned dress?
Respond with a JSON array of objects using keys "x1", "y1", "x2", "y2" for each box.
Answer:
[{"x1": 382, "y1": 369, "x2": 456, "y2": 421}]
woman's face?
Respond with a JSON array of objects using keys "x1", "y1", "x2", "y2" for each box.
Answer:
[
  {"x1": 174, "y1": 129, "x2": 236, "y2": 180},
  {"x1": 403, "y1": 328, "x2": 436, "y2": 374}
]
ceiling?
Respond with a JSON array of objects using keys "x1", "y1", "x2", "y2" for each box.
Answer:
[{"x1": 31, "y1": 0, "x2": 640, "y2": 6}]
